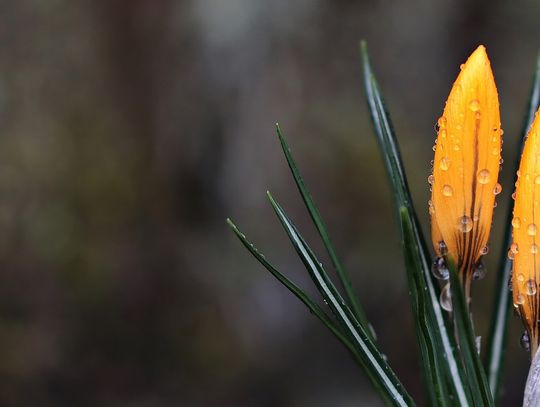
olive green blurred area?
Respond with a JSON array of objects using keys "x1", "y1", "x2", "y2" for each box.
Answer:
[{"x1": 0, "y1": 0, "x2": 539, "y2": 405}]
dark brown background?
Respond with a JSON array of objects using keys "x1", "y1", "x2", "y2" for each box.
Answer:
[{"x1": 0, "y1": 1, "x2": 538, "y2": 405}]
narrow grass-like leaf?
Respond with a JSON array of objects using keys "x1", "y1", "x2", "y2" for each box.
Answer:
[
  {"x1": 275, "y1": 124, "x2": 374, "y2": 341},
  {"x1": 399, "y1": 207, "x2": 449, "y2": 407},
  {"x1": 448, "y1": 261, "x2": 494, "y2": 407},
  {"x1": 267, "y1": 192, "x2": 416, "y2": 407},
  {"x1": 360, "y1": 40, "x2": 470, "y2": 405},
  {"x1": 226, "y1": 218, "x2": 360, "y2": 358},
  {"x1": 485, "y1": 52, "x2": 540, "y2": 400}
]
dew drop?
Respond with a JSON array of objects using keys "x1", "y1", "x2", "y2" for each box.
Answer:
[
  {"x1": 456, "y1": 124, "x2": 462, "y2": 131},
  {"x1": 511, "y1": 243, "x2": 519, "y2": 254},
  {"x1": 438, "y1": 241, "x2": 448, "y2": 256},
  {"x1": 528, "y1": 223, "x2": 538, "y2": 236},
  {"x1": 469, "y1": 99, "x2": 480, "y2": 112},
  {"x1": 473, "y1": 261, "x2": 486, "y2": 280},
  {"x1": 492, "y1": 147, "x2": 499, "y2": 156},
  {"x1": 516, "y1": 293, "x2": 526, "y2": 305},
  {"x1": 457, "y1": 216, "x2": 473, "y2": 233},
  {"x1": 437, "y1": 116, "x2": 447, "y2": 128},
  {"x1": 535, "y1": 175, "x2": 540, "y2": 185},
  {"x1": 440, "y1": 284, "x2": 452, "y2": 312},
  {"x1": 500, "y1": 129, "x2": 505, "y2": 136},
  {"x1": 526, "y1": 279, "x2": 537, "y2": 296},
  {"x1": 428, "y1": 200, "x2": 435, "y2": 215},
  {"x1": 439, "y1": 156, "x2": 450, "y2": 171},
  {"x1": 432, "y1": 257, "x2": 449, "y2": 280},
  {"x1": 493, "y1": 183, "x2": 502, "y2": 195},
  {"x1": 521, "y1": 330, "x2": 530, "y2": 351},
  {"x1": 512, "y1": 217, "x2": 521, "y2": 229},
  {"x1": 453, "y1": 144, "x2": 460, "y2": 151},
  {"x1": 442, "y1": 185, "x2": 453, "y2": 197},
  {"x1": 508, "y1": 249, "x2": 515, "y2": 260},
  {"x1": 440, "y1": 129, "x2": 447, "y2": 139},
  {"x1": 480, "y1": 245, "x2": 489, "y2": 255},
  {"x1": 432, "y1": 145, "x2": 436, "y2": 152},
  {"x1": 512, "y1": 192, "x2": 517, "y2": 200},
  {"x1": 531, "y1": 244, "x2": 538, "y2": 254},
  {"x1": 477, "y1": 169, "x2": 490, "y2": 184},
  {"x1": 459, "y1": 63, "x2": 465, "y2": 70},
  {"x1": 428, "y1": 175, "x2": 434, "y2": 185},
  {"x1": 518, "y1": 273, "x2": 525, "y2": 282}
]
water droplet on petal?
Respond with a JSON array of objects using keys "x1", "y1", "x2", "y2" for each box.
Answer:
[
  {"x1": 480, "y1": 245, "x2": 489, "y2": 255},
  {"x1": 512, "y1": 192, "x2": 517, "y2": 200},
  {"x1": 521, "y1": 330, "x2": 530, "y2": 351},
  {"x1": 492, "y1": 147, "x2": 499, "y2": 156},
  {"x1": 518, "y1": 273, "x2": 525, "y2": 282},
  {"x1": 511, "y1": 243, "x2": 519, "y2": 254},
  {"x1": 528, "y1": 223, "x2": 537, "y2": 236},
  {"x1": 442, "y1": 185, "x2": 453, "y2": 197},
  {"x1": 516, "y1": 293, "x2": 526, "y2": 305},
  {"x1": 493, "y1": 183, "x2": 502, "y2": 195},
  {"x1": 438, "y1": 116, "x2": 447, "y2": 128},
  {"x1": 428, "y1": 200, "x2": 435, "y2": 215},
  {"x1": 459, "y1": 63, "x2": 465, "y2": 70},
  {"x1": 440, "y1": 156, "x2": 450, "y2": 171},
  {"x1": 477, "y1": 169, "x2": 490, "y2": 184},
  {"x1": 438, "y1": 241, "x2": 448, "y2": 256},
  {"x1": 513, "y1": 217, "x2": 521, "y2": 228},
  {"x1": 532, "y1": 244, "x2": 538, "y2": 254},
  {"x1": 535, "y1": 175, "x2": 540, "y2": 185},
  {"x1": 440, "y1": 284, "x2": 452, "y2": 311},
  {"x1": 457, "y1": 216, "x2": 473, "y2": 233},
  {"x1": 526, "y1": 279, "x2": 537, "y2": 296},
  {"x1": 432, "y1": 257, "x2": 449, "y2": 280},
  {"x1": 469, "y1": 99, "x2": 480, "y2": 111},
  {"x1": 428, "y1": 175, "x2": 434, "y2": 185}
]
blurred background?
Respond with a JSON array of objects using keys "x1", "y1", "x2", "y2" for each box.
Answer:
[{"x1": 0, "y1": 0, "x2": 539, "y2": 405}]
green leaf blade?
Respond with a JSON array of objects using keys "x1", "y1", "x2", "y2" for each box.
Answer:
[
  {"x1": 275, "y1": 124, "x2": 374, "y2": 341},
  {"x1": 399, "y1": 207, "x2": 450, "y2": 407},
  {"x1": 360, "y1": 40, "x2": 470, "y2": 406},
  {"x1": 267, "y1": 193, "x2": 416, "y2": 407},
  {"x1": 485, "y1": 52, "x2": 540, "y2": 400},
  {"x1": 226, "y1": 218, "x2": 358, "y2": 357},
  {"x1": 448, "y1": 261, "x2": 494, "y2": 407}
]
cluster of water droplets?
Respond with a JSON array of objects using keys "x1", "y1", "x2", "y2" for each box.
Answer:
[
  {"x1": 429, "y1": 99, "x2": 505, "y2": 313},
  {"x1": 509, "y1": 213, "x2": 540, "y2": 309},
  {"x1": 431, "y1": 240, "x2": 488, "y2": 312},
  {"x1": 429, "y1": 105, "x2": 503, "y2": 220}
]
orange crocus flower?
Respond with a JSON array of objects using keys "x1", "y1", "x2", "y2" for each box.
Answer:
[
  {"x1": 429, "y1": 45, "x2": 502, "y2": 302},
  {"x1": 512, "y1": 108, "x2": 540, "y2": 357}
]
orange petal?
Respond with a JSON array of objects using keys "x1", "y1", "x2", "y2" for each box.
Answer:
[
  {"x1": 430, "y1": 45, "x2": 501, "y2": 288},
  {"x1": 512, "y1": 107, "x2": 540, "y2": 356}
]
